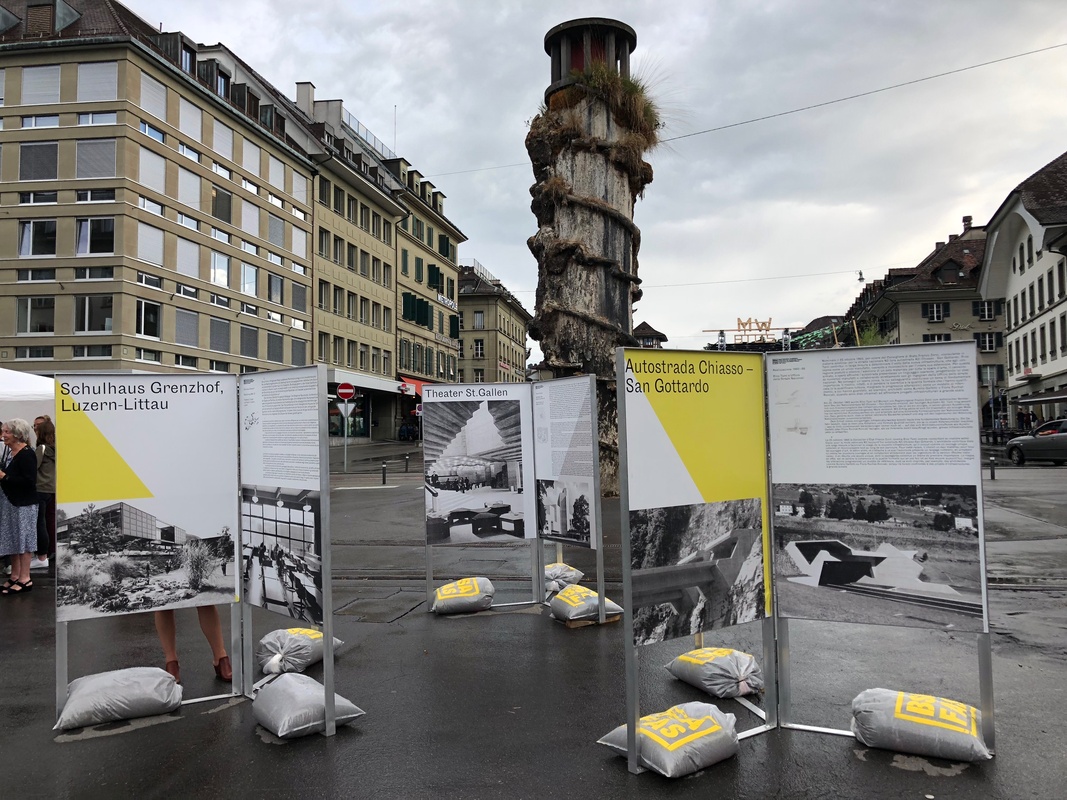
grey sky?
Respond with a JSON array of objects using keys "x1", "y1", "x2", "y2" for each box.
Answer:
[{"x1": 125, "y1": 0, "x2": 1067, "y2": 350}]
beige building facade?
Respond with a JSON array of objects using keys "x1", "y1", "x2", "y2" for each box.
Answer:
[{"x1": 457, "y1": 260, "x2": 531, "y2": 384}]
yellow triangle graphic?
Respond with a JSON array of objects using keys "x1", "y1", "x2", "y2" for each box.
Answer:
[{"x1": 56, "y1": 387, "x2": 153, "y2": 504}]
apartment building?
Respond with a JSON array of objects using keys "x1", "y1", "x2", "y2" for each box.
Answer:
[
  {"x1": 294, "y1": 82, "x2": 408, "y2": 438},
  {"x1": 385, "y1": 157, "x2": 466, "y2": 417},
  {"x1": 980, "y1": 150, "x2": 1067, "y2": 421},
  {"x1": 456, "y1": 260, "x2": 531, "y2": 384},
  {"x1": 0, "y1": 0, "x2": 316, "y2": 376},
  {"x1": 847, "y1": 218, "x2": 1008, "y2": 427}
]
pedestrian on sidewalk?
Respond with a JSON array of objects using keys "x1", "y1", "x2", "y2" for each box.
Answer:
[
  {"x1": 31, "y1": 415, "x2": 56, "y2": 571},
  {"x1": 0, "y1": 419, "x2": 39, "y2": 595},
  {"x1": 153, "y1": 606, "x2": 232, "y2": 684}
]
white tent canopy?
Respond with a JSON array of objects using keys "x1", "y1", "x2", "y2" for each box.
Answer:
[{"x1": 0, "y1": 366, "x2": 54, "y2": 429}]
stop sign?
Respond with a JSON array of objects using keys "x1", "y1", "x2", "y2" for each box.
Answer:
[{"x1": 336, "y1": 382, "x2": 356, "y2": 400}]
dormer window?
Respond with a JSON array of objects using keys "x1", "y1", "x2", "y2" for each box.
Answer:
[
  {"x1": 181, "y1": 46, "x2": 196, "y2": 74},
  {"x1": 217, "y1": 70, "x2": 230, "y2": 98}
]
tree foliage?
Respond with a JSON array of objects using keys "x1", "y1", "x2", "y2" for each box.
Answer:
[
  {"x1": 826, "y1": 492, "x2": 854, "y2": 520},
  {"x1": 69, "y1": 503, "x2": 120, "y2": 554}
]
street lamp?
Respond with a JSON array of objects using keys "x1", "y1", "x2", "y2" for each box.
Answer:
[
  {"x1": 717, "y1": 330, "x2": 726, "y2": 351},
  {"x1": 782, "y1": 328, "x2": 791, "y2": 351}
]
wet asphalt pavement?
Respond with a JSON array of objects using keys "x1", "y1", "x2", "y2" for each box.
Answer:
[{"x1": 1, "y1": 447, "x2": 1064, "y2": 799}]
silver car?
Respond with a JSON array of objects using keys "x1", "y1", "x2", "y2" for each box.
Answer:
[{"x1": 1005, "y1": 419, "x2": 1067, "y2": 466}]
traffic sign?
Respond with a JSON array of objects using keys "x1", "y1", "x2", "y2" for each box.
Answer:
[
  {"x1": 415, "y1": 403, "x2": 423, "y2": 417},
  {"x1": 338, "y1": 400, "x2": 356, "y2": 418},
  {"x1": 398, "y1": 382, "x2": 413, "y2": 394},
  {"x1": 336, "y1": 382, "x2": 356, "y2": 400}
]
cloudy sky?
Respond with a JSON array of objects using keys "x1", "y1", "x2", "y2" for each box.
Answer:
[{"x1": 125, "y1": 0, "x2": 1067, "y2": 352}]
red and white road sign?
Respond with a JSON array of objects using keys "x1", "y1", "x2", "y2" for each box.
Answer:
[
  {"x1": 336, "y1": 382, "x2": 356, "y2": 400},
  {"x1": 398, "y1": 382, "x2": 413, "y2": 394}
]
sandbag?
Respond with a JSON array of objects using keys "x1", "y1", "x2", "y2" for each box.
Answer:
[
  {"x1": 253, "y1": 673, "x2": 365, "y2": 739},
  {"x1": 432, "y1": 577, "x2": 495, "y2": 614},
  {"x1": 549, "y1": 584, "x2": 623, "y2": 622},
  {"x1": 666, "y1": 647, "x2": 764, "y2": 698},
  {"x1": 54, "y1": 667, "x2": 182, "y2": 731},
  {"x1": 257, "y1": 628, "x2": 344, "y2": 674},
  {"x1": 544, "y1": 562, "x2": 584, "y2": 594},
  {"x1": 851, "y1": 688, "x2": 992, "y2": 762},
  {"x1": 598, "y1": 702, "x2": 738, "y2": 778}
]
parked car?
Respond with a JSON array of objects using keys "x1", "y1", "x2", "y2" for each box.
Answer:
[{"x1": 1005, "y1": 419, "x2": 1067, "y2": 465}]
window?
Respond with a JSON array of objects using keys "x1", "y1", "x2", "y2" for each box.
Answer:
[
  {"x1": 243, "y1": 139, "x2": 261, "y2": 175},
  {"x1": 241, "y1": 263, "x2": 258, "y2": 296},
  {"x1": 211, "y1": 227, "x2": 229, "y2": 244},
  {"x1": 473, "y1": 310, "x2": 485, "y2": 330},
  {"x1": 211, "y1": 252, "x2": 230, "y2": 287},
  {"x1": 74, "y1": 295, "x2": 113, "y2": 332},
  {"x1": 139, "y1": 196, "x2": 163, "y2": 216},
  {"x1": 427, "y1": 225, "x2": 434, "y2": 247},
  {"x1": 209, "y1": 360, "x2": 229, "y2": 372},
  {"x1": 373, "y1": 302, "x2": 382, "y2": 328},
  {"x1": 1050, "y1": 319, "x2": 1057, "y2": 360},
  {"x1": 333, "y1": 286, "x2": 344, "y2": 315},
  {"x1": 360, "y1": 204, "x2": 370, "y2": 230},
  {"x1": 1021, "y1": 292, "x2": 1027, "y2": 319},
  {"x1": 975, "y1": 300, "x2": 998, "y2": 321},
  {"x1": 76, "y1": 218, "x2": 115, "y2": 254},
  {"x1": 139, "y1": 145, "x2": 166, "y2": 192},
  {"x1": 74, "y1": 345, "x2": 113, "y2": 359},
  {"x1": 291, "y1": 284, "x2": 307, "y2": 314},
  {"x1": 359, "y1": 297, "x2": 369, "y2": 324},
  {"x1": 78, "y1": 111, "x2": 117, "y2": 126},
  {"x1": 333, "y1": 236, "x2": 343, "y2": 264},
  {"x1": 1027, "y1": 235, "x2": 1034, "y2": 266},
  {"x1": 139, "y1": 72, "x2": 167, "y2": 120},
  {"x1": 359, "y1": 344, "x2": 368, "y2": 370},
  {"x1": 1040, "y1": 326, "x2": 1047, "y2": 362},
  {"x1": 922, "y1": 302, "x2": 948, "y2": 323},
  {"x1": 414, "y1": 257, "x2": 423, "y2": 282},
  {"x1": 240, "y1": 326, "x2": 259, "y2": 359},
  {"x1": 1029, "y1": 284, "x2": 1036, "y2": 316},
  {"x1": 179, "y1": 97, "x2": 202, "y2": 141},
  {"x1": 318, "y1": 176, "x2": 330, "y2": 206},
  {"x1": 176, "y1": 283, "x2": 197, "y2": 298},
  {"x1": 372, "y1": 212, "x2": 382, "y2": 238},
  {"x1": 292, "y1": 339, "x2": 307, "y2": 367},
  {"x1": 360, "y1": 251, "x2": 370, "y2": 277},
  {"x1": 175, "y1": 236, "x2": 199, "y2": 278},
  {"x1": 372, "y1": 347, "x2": 381, "y2": 373},
  {"x1": 18, "y1": 219, "x2": 57, "y2": 256},
  {"x1": 213, "y1": 162, "x2": 232, "y2": 180},
  {"x1": 268, "y1": 213, "x2": 285, "y2": 248},
  {"x1": 20, "y1": 141, "x2": 58, "y2": 181},
  {"x1": 1059, "y1": 261, "x2": 1066, "y2": 299},
  {"x1": 347, "y1": 196, "x2": 357, "y2": 222},
  {"x1": 241, "y1": 302, "x2": 258, "y2": 316},
  {"x1": 333, "y1": 186, "x2": 345, "y2": 215},
  {"x1": 473, "y1": 339, "x2": 485, "y2": 358},
  {"x1": 334, "y1": 337, "x2": 345, "y2": 365},
  {"x1": 178, "y1": 143, "x2": 201, "y2": 162},
  {"x1": 401, "y1": 249, "x2": 409, "y2": 275},
  {"x1": 175, "y1": 354, "x2": 197, "y2": 368},
  {"x1": 383, "y1": 263, "x2": 393, "y2": 288},
  {"x1": 134, "y1": 348, "x2": 161, "y2": 363},
  {"x1": 136, "y1": 299, "x2": 161, "y2": 338},
  {"x1": 217, "y1": 71, "x2": 230, "y2": 99},
  {"x1": 209, "y1": 317, "x2": 230, "y2": 352},
  {"x1": 383, "y1": 221, "x2": 392, "y2": 246},
  {"x1": 22, "y1": 115, "x2": 58, "y2": 128},
  {"x1": 267, "y1": 332, "x2": 283, "y2": 363},
  {"x1": 15, "y1": 346, "x2": 54, "y2": 360},
  {"x1": 413, "y1": 218, "x2": 424, "y2": 239},
  {"x1": 77, "y1": 139, "x2": 116, "y2": 178},
  {"x1": 137, "y1": 271, "x2": 162, "y2": 289},
  {"x1": 77, "y1": 61, "x2": 117, "y2": 102},
  {"x1": 976, "y1": 332, "x2": 1001, "y2": 351},
  {"x1": 383, "y1": 308, "x2": 392, "y2": 333},
  {"x1": 211, "y1": 293, "x2": 230, "y2": 308},
  {"x1": 140, "y1": 120, "x2": 164, "y2": 142},
  {"x1": 23, "y1": 64, "x2": 60, "y2": 105},
  {"x1": 292, "y1": 228, "x2": 306, "y2": 260},
  {"x1": 16, "y1": 297, "x2": 55, "y2": 333},
  {"x1": 1039, "y1": 277, "x2": 1046, "y2": 310},
  {"x1": 267, "y1": 273, "x2": 284, "y2": 305},
  {"x1": 211, "y1": 185, "x2": 232, "y2": 223},
  {"x1": 267, "y1": 155, "x2": 284, "y2": 191},
  {"x1": 19, "y1": 191, "x2": 57, "y2": 204},
  {"x1": 318, "y1": 280, "x2": 329, "y2": 310},
  {"x1": 174, "y1": 309, "x2": 199, "y2": 347},
  {"x1": 473, "y1": 369, "x2": 484, "y2": 383},
  {"x1": 74, "y1": 266, "x2": 112, "y2": 280},
  {"x1": 18, "y1": 268, "x2": 56, "y2": 281}
]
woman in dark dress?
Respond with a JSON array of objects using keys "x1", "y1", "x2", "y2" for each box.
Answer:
[{"x1": 0, "y1": 418, "x2": 40, "y2": 595}]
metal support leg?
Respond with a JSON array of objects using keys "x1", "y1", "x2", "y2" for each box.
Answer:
[
  {"x1": 778, "y1": 617, "x2": 792, "y2": 727},
  {"x1": 978, "y1": 632, "x2": 995, "y2": 753}
]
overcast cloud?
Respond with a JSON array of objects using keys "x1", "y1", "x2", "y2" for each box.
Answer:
[{"x1": 124, "y1": 0, "x2": 1067, "y2": 351}]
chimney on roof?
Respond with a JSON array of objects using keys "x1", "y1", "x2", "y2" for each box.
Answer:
[
  {"x1": 949, "y1": 234, "x2": 958, "y2": 242},
  {"x1": 295, "y1": 82, "x2": 315, "y2": 115},
  {"x1": 962, "y1": 215, "x2": 972, "y2": 231},
  {"x1": 936, "y1": 242, "x2": 945, "y2": 249}
]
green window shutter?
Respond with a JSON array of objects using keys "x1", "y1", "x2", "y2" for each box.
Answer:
[{"x1": 449, "y1": 314, "x2": 459, "y2": 339}]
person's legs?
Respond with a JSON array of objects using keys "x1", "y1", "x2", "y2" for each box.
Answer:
[
  {"x1": 196, "y1": 605, "x2": 231, "y2": 681},
  {"x1": 154, "y1": 610, "x2": 179, "y2": 663}
]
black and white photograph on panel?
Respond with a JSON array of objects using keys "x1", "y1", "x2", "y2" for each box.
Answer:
[
  {"x1": 536, "y1": 478, "x2": 593, "y2": 546},
  {"x1": 630, "y1": 498, "x2": 764, "y2": 646},
  {"x1": 772, "y1": 483, "x2": 983, "y2": 630},
  {"x1": 55, "y1": 502, "x2": 235, "y2": 618},
  {"x1": 423, "y1": 398, "x2": 528, "y2": 543},
  {"x1": 241, "y1": 486, "x2": 323, "y2": 625}
]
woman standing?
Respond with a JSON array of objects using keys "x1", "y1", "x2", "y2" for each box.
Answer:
[
  {"x1": 0, "y1": 419, "x2": 39, "y2": 595},
  {"x1": 32, "y1": 415, "x2": 56, "y2": 570}
]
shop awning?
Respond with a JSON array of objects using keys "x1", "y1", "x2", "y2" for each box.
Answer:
[
  {"x1": 398, "y1": 376, "x2": 433, "y2": 397},
  {"x1": 1011, "y1": 388, "x2": 1067, "y2": 405}
]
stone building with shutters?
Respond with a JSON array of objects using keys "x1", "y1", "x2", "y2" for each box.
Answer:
[
  {"x1": 979, "y1": 150, "x2": 1067, "y2": 423},
  {"x1": 456, "y1": 260, "x2": 531, "y2": 385},
  {"x1": 846, "y1": 217, "x2": 1009, "y2": 428},
  {"x1": 0, "y1": 0, "x2": 319, "y2": 375}
]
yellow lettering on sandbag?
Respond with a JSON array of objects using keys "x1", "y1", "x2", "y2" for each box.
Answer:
[
  {"x1": 286, "y1": 627, "x2": 323, "y2": 640},
  {"x1": 556, "y1": 584, "x2": 596, "y2": 607},
  {"x1": 638, "y1": 707, "x2": 722, "y2": 752},
  {"x1": 678, "y1": 647, "x2": 735, "y2": 665},
  {"x1": 894, "y1": 691, "x2": 978, "y2": 735},
  {"x1": 435, "y1": 577, "x2": 481, "y2": 601}
]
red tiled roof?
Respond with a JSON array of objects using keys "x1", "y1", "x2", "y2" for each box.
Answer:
[
  {"x1": 0, "y1": 0, "x2": 160, "y2": 45},
  {"x1": 1012, "y1": 150, "x2": 1067, "y2": 226}
]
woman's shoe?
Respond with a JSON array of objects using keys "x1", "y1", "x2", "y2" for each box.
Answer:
[
  {"x1": 1, "y1": 579, "x2": 31, "y2": 595},
  {"x1": 165, "y1": 660, "x2": 181, "y2": 684},
  {"x1": 213, "y1": 656, "x2": 232, "y2": 682}
]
